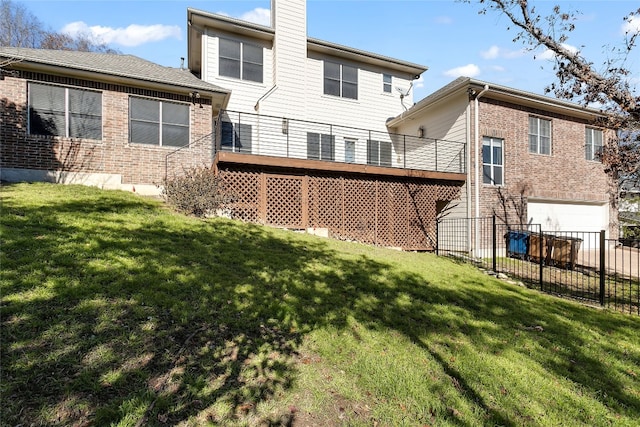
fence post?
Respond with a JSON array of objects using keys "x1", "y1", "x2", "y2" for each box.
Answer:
[
  {"x1": 599, "y1": 230, "x2": 606, "y2": 306},
  {"x1": 435, "y1": 219, "x2": 439, "y2": 256},
  {"x1": 539, "y1": 228, "x2": 544, "y2": 291},
  {"x1": 403, "y1": 136, "x2": 406, "y2": 169},
  {"x1": 492, "y1": 215, "x2": 497, "y2": 273}
]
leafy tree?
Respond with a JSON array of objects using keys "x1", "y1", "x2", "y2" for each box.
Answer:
[
  {"x1": 0, "y1": 0, "x2": 116, "y2": 52},
  {"x1": 466, "y1": 0, "x2": 640, "y2": 204}
]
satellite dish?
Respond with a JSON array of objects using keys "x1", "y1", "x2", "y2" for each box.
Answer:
[{"x1": 395, "y1": 86, "x2": 409, "y2": 96}]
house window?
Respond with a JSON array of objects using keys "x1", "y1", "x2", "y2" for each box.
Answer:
[
  {"x1": 482, "y1": 136, "x2": 503, "y2": 185},
  {"x1": 585, "y1": 127, "x2": 603, "y2": 161},
  {"x1": 307, "y1": 132, "x2": 335, "y2": 161},
  {"x1": 529, "y1": 116, "x2": 551, "y2": 155},
  {"x1": 28, "y1": 82, "x2": 102, "y2": 140},
  {"x1": 344, "y1": 138, "x2": 356, "y2": 163},
  {"x1": 383, "y1": 74, "x2": 392, "y2": 93},
  {"x1": 367, "y1": 139, "x2": 392, "y2": 167},
  {"x1": 129, "y1": 97, "x2": 189, "y2": 147},
  {"x1": 221, "y1": 121, "x2": 252, "y2": 153},
  {"x1": 324, "y1": 62, "x2": 358, "y2": 99},
  {"x1": 219, "y1": 38, "x2": 263, "y2": 83}
]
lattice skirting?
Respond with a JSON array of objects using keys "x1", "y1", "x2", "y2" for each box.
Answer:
[{"x1": 218, "y1": 166, "x2": 462, "y2": 251}]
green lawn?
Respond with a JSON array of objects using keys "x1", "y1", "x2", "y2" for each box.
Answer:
[{"x1": 1, "y1": 182, "x2": 639, "y2": 426}]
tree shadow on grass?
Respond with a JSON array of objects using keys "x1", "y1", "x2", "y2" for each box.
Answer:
[{"x1": 1, "y1": 185, "x2": 639, "y2": 426}]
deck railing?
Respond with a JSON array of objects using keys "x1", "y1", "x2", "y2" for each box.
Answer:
[{"x1": 216, "y1": 110, "x2": 466, "y2": 175}]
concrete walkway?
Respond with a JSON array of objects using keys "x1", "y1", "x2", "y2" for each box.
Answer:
[{"x1": 580, "y1": 245, "x2": 640, "y2": 278}]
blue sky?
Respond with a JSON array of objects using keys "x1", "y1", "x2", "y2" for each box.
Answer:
[{"x1": 21, "y1": 0, "x2": 640, "y2": 102}]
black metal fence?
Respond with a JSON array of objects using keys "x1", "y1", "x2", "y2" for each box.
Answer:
[{"x1": 437, "y1": 217, "x2": 640, "y2": 316}]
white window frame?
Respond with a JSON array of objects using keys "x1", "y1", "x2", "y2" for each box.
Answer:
[
  {"x1": 344, "y1": 138, "x2": 356, "y2": 163},
  {"x1": 218, "y1": 38, "x2": 263, "y2": 83},
  {"x1": 585, "y1": 127, "x2": 603, "y2": 161},
  {"x1": 528, "y1": 116, "x2": 552, "y2": 155},
  {"x1": 323, "y1": 61, "x2": 358, "y2": 100},
  {"x1": 129, "y1": 97, "x2": 190, "y2": 147},
  {"x1": 482, "y1": 136, "x2": 504, "y2": 186},
  {"x1": 367, "y1": 139, "x2": 392, "y2": 167},
  {"x1": 383, "y1": 74, "x2": 392, "y2": 93},
  {"x1": 28, "y1": 82, "x2": 102, "y2": 140}
]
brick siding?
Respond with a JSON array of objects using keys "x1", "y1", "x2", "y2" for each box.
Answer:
[
  {"x1": 469, "y1": 97, "x2": 616, "y2": 234},
  {"x1": 0, "y1": 72, "x2": 214, "y2": 187}
]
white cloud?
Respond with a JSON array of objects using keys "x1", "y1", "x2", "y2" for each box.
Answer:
[
  {"x1": 481, "y1": 45, "x2": 500, "y2": 60},
  {"x1": 62, "y1": 21, "x2": 181, "y2": 47},
  {"x1": 535, "y1": 43, "x2": 579, "y2": 61},
  {"x1": 413, "y1": 75, "x2": 424, "y2": 89},
  {"x1": 241, "y1": 8, "x2": 271, "y2": 26},
  {"x1": 480, "y1": 45, "x2": 526, "y2": 60},
  {"x1": 444, "y1": 64, "x2": 481, "y2": 78},
  {"x1": 217, "y1": 7, "x2": 271, "y2": 26},
  {"x1": 435, "y1": 16, "x2": 453, "y2": 25},
  {"x1": 621, "y1": 15, "x2": 640, "y2": 35}
]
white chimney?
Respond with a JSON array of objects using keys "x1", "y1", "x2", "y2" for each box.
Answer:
[{"x1": 269, "y1": 0, "x2": 307, "y2": 116}]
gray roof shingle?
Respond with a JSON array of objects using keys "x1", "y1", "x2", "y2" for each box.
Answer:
[{"x1": 0, "y1": 47, "x2": 229, "y2": 94}]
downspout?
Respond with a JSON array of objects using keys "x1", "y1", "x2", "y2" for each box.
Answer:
[
  {"x1": 473, "y1": 84, "x2": 489, "y2": 256},
  {"x1": 254, "y1": 85, "x2": 278, "y2": 155},
  {"x1": 254, "y1": 85, "x2": 278, "y2": 112},
  {"x1": 465, "y1": 102, "x2": 472, "y2": 254}
]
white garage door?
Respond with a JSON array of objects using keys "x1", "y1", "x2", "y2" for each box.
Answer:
[
  {"x1": 528, "y1": 201, "x2": 608, "y2": 232},
  {"x1": 528, "y1": 201, "x2": 609, "y2": 249},
  {"x1": 528, "y1": 200, "x2": 608, "y2": 231}
]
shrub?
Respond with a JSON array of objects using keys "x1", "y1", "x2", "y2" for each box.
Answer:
[{"x1": 161, "y1": 167, "x2": 231, "y2": 217}]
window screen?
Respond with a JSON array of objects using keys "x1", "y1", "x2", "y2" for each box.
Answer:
[
  {"x1": 29, "y1": 83, "x2": 102, "y2": 140},
  {"x1": 129, "y1": 97, "x2": 189, "y2": 147}
]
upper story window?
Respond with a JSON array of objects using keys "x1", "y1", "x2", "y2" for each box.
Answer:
[
  {"x1": 528, "y1": 116, "x2": 551, "y2": 155},
  {"x1": 585, "y1": 127, "x2": 603, "y2": 161},
  {"x1": 219, "y1": 38, "x2": 263, "y2": 83},
  {"x1": 482, "y1": 136, "x2": 503, "y2": 185},
  {"x1": 383, "y1": 74, "x2": 392, "y2": 93},
  {"x1": 28, "y1": 82, "x2": 102, "y2": 140},
  {"x1": 324, "y1": 62, "x2": 358, "y2": 100},
  {"x1": 129, "y1": 97, "x2": 189, "y2": 147}
]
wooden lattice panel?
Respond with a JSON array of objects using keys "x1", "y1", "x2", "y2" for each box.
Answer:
[
  {"x1": 217, "y1": 167, "x2": 462, "y2": 251},
  {"x1": 388, "y1": 181, "x2": 411, "y2": 248},
  {"x1": 219, "y1": 168, "x2": 261, "y2": 223},
  {"x1": 342, "y1": 178, "x2": 377, "y2": 245},
  {"x1": 308, "y1": 176, "x2": 343, "y2": 232},
  {"x1": 266, "y1": 176, "x2": 304, "y2": 228},
  {"x1": 407, "y1": 183, "x2": 437, "y2": 249}
]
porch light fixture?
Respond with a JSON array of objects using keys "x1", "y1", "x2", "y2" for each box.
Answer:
[
  {"x1": 190, "y1": 91, "x2": 202, "y2": 108},
  {"x1": 282, "y1": 118, "x2": 289, "y2": 135},
  {"x1": 418, "y1": 126, "x2": 425, "y2": 138}
]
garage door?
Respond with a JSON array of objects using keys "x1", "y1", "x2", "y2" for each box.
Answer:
[
  {"x1": 528, "y1": 201, "x2": 608, "y2": 233},
  {"x1": 527, "y1": 200, "x2": 609, "y2": 248}
]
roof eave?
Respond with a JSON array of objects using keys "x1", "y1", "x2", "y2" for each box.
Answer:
[
  {"x1": 5, "y1": 60, "x2": 230, "y2": 106},
  {"x1": 307, "y1": 38, "x2": 427, "y2": 77},
  {"x1": 389, "y1": 77, "x2": 606, "y2": 127}
]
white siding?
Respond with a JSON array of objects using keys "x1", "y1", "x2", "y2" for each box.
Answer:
[
  {"x1": 269, "y1": 0, "x2": 307, "y2": 116},
  {"x1": 200, "y1": 33, "x2": 416, "y2": 133}
]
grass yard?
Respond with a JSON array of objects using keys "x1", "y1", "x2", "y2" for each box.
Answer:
[{"x1": 1, "y1": 182, "x2": 639, "y2": 426}]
